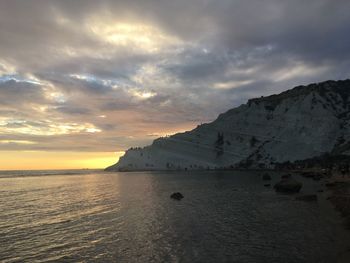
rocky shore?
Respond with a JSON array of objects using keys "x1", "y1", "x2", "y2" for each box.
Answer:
[
  {"x1": 296, "y1": 171, "x2": 350, "y2": 262},
  {"x1": 327, "y1": 178, "x2": 350, "y2": 263},
  {"x1": 327, "y1": 177, "x2": 350, "y2": 229},
  {"x1": 294, "y1": 169, "x2": 350, "y2": 230}
]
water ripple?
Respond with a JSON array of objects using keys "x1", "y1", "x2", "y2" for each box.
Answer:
[{"x1": 0, "y1": 170, "x2": 349, "y2": 262}]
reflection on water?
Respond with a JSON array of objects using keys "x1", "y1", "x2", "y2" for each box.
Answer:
[{"x1": 0, "y1": 170, "x2": 349, "y2": 262}]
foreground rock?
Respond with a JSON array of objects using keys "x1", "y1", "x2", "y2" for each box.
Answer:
[
  {"x1": 274, "y1": 178, "x2": 302, "y2": 193},
  {"x1": 170, "y1": 192, "x2": 184, "y2": 200},
  {"x1": 296, "y1": 195, "x2": 318, "y2": 202}
]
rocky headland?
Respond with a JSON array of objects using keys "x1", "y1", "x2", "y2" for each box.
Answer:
[{"x1": 106, "y1": 79, "x2": 350, "y2": 172}]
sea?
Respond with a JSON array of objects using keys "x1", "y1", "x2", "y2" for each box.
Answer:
[{"x1": 0, "y1": 169, "x2": 349, "y2": 263}]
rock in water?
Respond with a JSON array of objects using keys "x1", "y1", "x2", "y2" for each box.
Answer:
[
  {"x1": 274, "y1": 178, "x2": 302, "y2": 193},
  {"x1": 264, "y1": 184, "x2": 271, "y2": 187},
  {"x1": 262, "y1": 173, "x2": 271, "y2": 180},
  {"x1": 170, "y1": 192, "x2": 184, "y2": 200},
  {"x1": 296, "y1": 195, "x2": 318, "y2": 202}
]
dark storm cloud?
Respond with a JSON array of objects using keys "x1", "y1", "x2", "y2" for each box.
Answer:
[
  {"x1": 163, "y1": 50, "x2": 229, "y2": 82},
  {"x1": 0, "y1": 0, "x2": 349, "y2": 151},
  {"x1": 0, "y1": 79, "x2": 45, "y2": 105}
]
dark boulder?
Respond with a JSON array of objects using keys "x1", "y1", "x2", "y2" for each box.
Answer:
[
  {"x1": 264, "y1": 184, "x2": 271, "y2": 187},
  {"x1": 296, "y1": 195, "x2": 318, "y2": 202},
  {"x1": 170, "y1": 192, "x2": 184, "y2": 200},
  {"x1": 274, "y1": 178, "x2": 302, "y2": 193},
  {"x1": 262, "y1": 173, "x2": 271, "y2": 180}
]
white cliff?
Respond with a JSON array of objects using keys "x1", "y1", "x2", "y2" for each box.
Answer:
[{"x1": 106, "y1": 79, "x2": 350, "y2": 171}]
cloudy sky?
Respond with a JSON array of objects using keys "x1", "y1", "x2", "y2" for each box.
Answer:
[{"x1": 1, "y1": 0, "x2": 349, "y2": 169}]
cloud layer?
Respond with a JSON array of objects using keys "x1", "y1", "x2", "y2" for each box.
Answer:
[{"x1": 1, "y1": 0, "x2": 349, "y2": 152}]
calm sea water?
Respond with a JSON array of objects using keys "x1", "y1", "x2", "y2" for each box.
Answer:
[{"x1": 0, "y1": 170, "x2": 349, "y2": 262}]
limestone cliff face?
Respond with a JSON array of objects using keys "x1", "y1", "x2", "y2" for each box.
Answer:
[{"x1": 106, "y1": 79, "x2": 350, "y2": 171}]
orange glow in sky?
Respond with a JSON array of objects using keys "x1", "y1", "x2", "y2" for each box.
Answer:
[{"x1": 0, "y1": 151, "x2": 124, "y2": 170}]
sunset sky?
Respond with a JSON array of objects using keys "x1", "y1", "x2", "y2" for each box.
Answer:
[{"x1": 1, "y1": 0, "x2": 350, "y2": 169}]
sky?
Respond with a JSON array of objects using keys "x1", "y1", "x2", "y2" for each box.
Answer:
[{"x1": 0, "y1": 0, "x2": 350, "y2": 169}]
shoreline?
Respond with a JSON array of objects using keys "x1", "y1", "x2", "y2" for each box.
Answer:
[
  {"x1": 107, "y1": 167, "x2": 350, "y2": 261},
  {"x1": 2, "y1": 168, "x2": 350, "y2": 261},
  {"x1": 288, "y1": 170, "x2": 350, "y2": 263},
  {"x1": 326, "y1": 176, "x2": 350, "y2": 262}
]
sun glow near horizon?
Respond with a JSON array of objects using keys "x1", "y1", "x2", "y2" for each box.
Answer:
[{"x1": 0, "y1": 151, "x2": 124, "y2": 170}]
